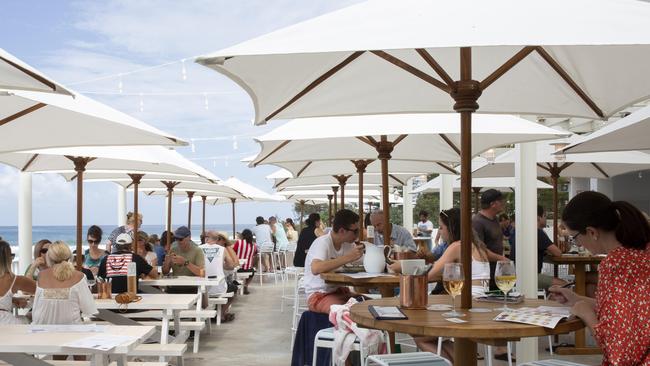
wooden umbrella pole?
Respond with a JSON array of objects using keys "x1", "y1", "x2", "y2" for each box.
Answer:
[
  {"x1": 332, "y1": 186, "x2": 339, "y2": 213},
  {"x1": 327, "y1": 194, "x2": 333, "y2": 227},
  {"x1": 186, "y1": 191, "x2": 195, "y2": 230},
  {"x1": 451, "y1": 46, "x2": 481, "y2": 365},
  {"x1": 299, "y1": 200, "x2": 305, "y2": 230},
  {"x1": 127, "y1": 174, "x2": 144, "y2": 254},
  {"x1": 201, "y1": 195, "x2": 207, "y2": 241},
  {"x1": 551, "y1": 171, "x2": 560, "y2": 248},
  {"x1": 68, "y1": 157, "x2": 91, "y2": 270},
  {"x1": 353, "y1": 160, "x2": 371, "y2": 241},
  {"x1": 472, "y1": 187, "x2": 482, "y2": 213},
  {"x1": 162, "y1": 181, "x2": 180, "y2": 249},
  {"x1": 230, "y1": 198, "x2": 236, "y2": 239},
  {"x1": 376, "y1": 136, "x2": 394, "y2": 246}
]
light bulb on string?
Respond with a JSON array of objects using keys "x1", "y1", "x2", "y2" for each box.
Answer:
[
  {"x1": 483, "y1": 149, "x2": 496, "y2": 164},
  {"x1": 139, "y1": 93, "x2": 144, "y2": 112},
  {"x1": 191, "y1": 139, "x2": 196, "y2": 153},
  {"x1": 118, "y1": 74, "x2": 123, "y2": 93},
  {"x1": 203, "y1": 92, "x2": 209, "y2": 110},
  {"x1": 224, "y1": 159, "x2": 229, "y2": 167},
  {"x1": 181, "y1": 59, "x2": 187, "y2": 81},
  {"x1": 232, "y1": 136, "x2": 238, "y2": 150}
]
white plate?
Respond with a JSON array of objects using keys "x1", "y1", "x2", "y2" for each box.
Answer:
[
  {"x1": 427, "y1": 304, "x2": 452, "y2": 311},
  {"x1": 469, "y1": 308, "x2": 492, "y2": 313}
]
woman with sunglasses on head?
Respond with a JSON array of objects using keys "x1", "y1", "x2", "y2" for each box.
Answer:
[
  {"x1": 83, "y1": 225, "x2": 106, "y2": 277},
  {"x1": 25, "y1": 239, "x2": 52, "y2": 280},
  {"x1": 549, "y1": 191, "x2": 649, "y2": 365}
]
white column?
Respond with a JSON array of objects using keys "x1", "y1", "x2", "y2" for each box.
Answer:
[
  {"x1": 569, "y1": 177, "x2": 590, "y2": 199},
  {"x1": 514, "y1": 142, "x2": 538, "y2": 362},
  {"x1": 117, "y1": 184, "x2": 127, "y2": 226},
  {"x1": 403, "y1": 178, "x2": 414, "y2": 231},
  {"x1": 18, "y1": 172, "x2": 33, "y2": 273},
  {"x1": 439, "y1": 174, "x2": 454, "y2": 212},
  {"x1": 590, "y1": 178, "x2": 613, "y2": 199}
]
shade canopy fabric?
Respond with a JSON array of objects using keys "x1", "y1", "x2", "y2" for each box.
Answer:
[
  {"x1": 0, "y1": 146, "x2": 215, "y2": 178},
  {"x1": 132, "y1": 180, "x2": 244, "y2": 199},
  {"x1": 178, "y1": 176, "x2": 284, "y2": 204},
  {"x1": 412, "y1": 175, "x2": 552, "y2": 194},
  {"x1": 273, "y1": 173, "x2": 419, "y2": 190},
  {"x1": 0, "y1": 89, "x2": 185, "y2": 154},
  {"x1": 197, "y1": 0, "x2": 650, "y2": 125},
  {"x1": 252, "y1": 114, "x2": 567, "y2": 165},
  {"x1": 269, "y1": 159, "x2": 456, "y2": 179},
  {"x1": 68, "y1": 172, "x2": 213, "y2": 184},
  {"x1": 0, "y1": 48, "x2": 70, "y2": 94},
  {"x1": 472, "y1": 137, "x2": 650, "y2": 179},
  {"x1": 562, "y1": 105, "x2": 650, "y2": 154},
  {"x1": 277, "y1": 188, "x2": 381, "y2": 198}
]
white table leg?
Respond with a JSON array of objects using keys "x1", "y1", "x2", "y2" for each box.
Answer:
[
  {"x1": 90, "y1": 353, "x2": 109, "y2": 366},
  {"x1": 160, "y1": 309, "x2": 170, "y2": 344},
  {"x1": 173, "y1": 309, "x2": 181, "y2": 336}
]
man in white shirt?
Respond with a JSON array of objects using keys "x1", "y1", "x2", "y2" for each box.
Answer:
[
  {"x1": 251, "y1": 216, "x2": 274, "y2": 272},
  {"x1": 304, "y1": 209, "x2": 365, "y2": 314},
  {"x1": 200, "y1": 231, "x2": 237, "y2": 322},
  {"x1": 417, "y1": 210, "x2": 434, "y2": 250}
]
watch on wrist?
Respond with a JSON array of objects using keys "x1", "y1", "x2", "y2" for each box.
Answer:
[{"x1": 184, "y1": 259, "x2": 190, "y2": 267}]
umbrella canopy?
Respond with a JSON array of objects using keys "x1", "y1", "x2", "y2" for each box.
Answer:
[
  {"x1": 0, "y1": 90, "x2": 185, "y2": 154},
  {"x1": 1, "y1": 48, "x2": 70, "y2": 94},
  {"x1": 412, "y1": 176, "x2": 553, "y2": 194},
  {"x1": 562, "y1": 105, "x2": 650, "y2": 154},
  {"x1": 198, "y1": 1, "x2": 650, "y2": 356},
  {"x1": 273, "y1": 172, "x2": 418, "y2": 189}
]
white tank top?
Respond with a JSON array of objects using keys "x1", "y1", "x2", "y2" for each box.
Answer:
[{"x1": 0, "y1": 275, "x2": 17, "y2": 311}]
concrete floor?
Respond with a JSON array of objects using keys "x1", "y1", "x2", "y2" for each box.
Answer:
[{"x1": 180, "y1": 277, "x2": 603, "y2": 366}]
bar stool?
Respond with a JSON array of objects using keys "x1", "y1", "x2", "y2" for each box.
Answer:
[
  {"x1": 519, "y1": 360, "x2": 590, "y2": 366},
  {"x1": 366, "y1": 352, "x2": 451, "y2": 366}
]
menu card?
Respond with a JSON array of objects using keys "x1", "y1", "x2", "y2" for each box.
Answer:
[
  {"x1": 368, "y1": 305, "x2": 408, "y2": 320},
  {"x1": 494, "y1": 306, "x2": 572, "y2": 328}
]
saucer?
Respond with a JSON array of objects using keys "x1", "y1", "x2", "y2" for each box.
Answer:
[{"x1": 427, "y1": 304, "x2": 452, "y2": 311}]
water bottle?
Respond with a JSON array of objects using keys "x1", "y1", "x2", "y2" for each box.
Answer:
[{"x1": 127, "y1": 262, "x2": 137, "y2": 300}]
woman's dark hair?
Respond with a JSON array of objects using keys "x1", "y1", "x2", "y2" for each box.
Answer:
[
  {"x1": 0, "y1": 240, "x2": 12, "y2": 276},
  {"x1": 562, "y1": 191, "x2": 650, "y2": 250},
  {"x1": 439, "y1": 208, "x2": 486, "y2": 251},
  {"x1": 87, "y1": 225, "x2": 103, "y2": 241},
  {"x1": 33, "y1": 239, "x2": 52, "y2": 259},
  {"x1": 285, "y1": 218, "x2": 296, "y2": 230},
  {"x1": 160, "y1": 231, "x2": 171, "y2": 247},
  {"x1": 305, "y1": 213, "x2": 321, "y2": 227},
  {"x1": 241, "y1": 229, "x2": 254, "y2": 244},
  {"x1": 364, "y1": 212, "x2": 372, "y2": 228},
  {"x1": 144, "y1": 242, "x2": 153, "y2": 252},
  {"x1": 256, "y1": 216, "x2": 265, "y2": 225}
]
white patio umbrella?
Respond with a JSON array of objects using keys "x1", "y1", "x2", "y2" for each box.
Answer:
[
  {"x1": 198, "y1": 1, "x2": 650, "y2": 357},
  {"x1": 1, "y1": 48, "x2": 70, "y2": 94},
  {"x1": 179, "y1": 177, "x2": 285, "y2": 238},
  {"x1": 473, "y1": 137, "x2": 650, "y2": 244},
  {"x1": 0, "y1": 146, "x2": 212, "y2": 265},
  {"x1": 1, "y1": 89, "x2": 185, "y2": 153},
  {"x1": 562, "y1": 105, "x2": 650, "y2": 154},
  {"x1": 413, "y1": 175, "x2": 553, "y2": 213},
  {"x1": 253, "y1": 114, "x2": 565, "y2": 241}
]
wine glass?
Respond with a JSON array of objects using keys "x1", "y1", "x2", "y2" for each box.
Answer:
[
  {"x1": 495, "y1": 260, "x2": 516, "y2": 311},
  {"x1": 442, "y1": 262, "x2": 465, "y2": 317}
]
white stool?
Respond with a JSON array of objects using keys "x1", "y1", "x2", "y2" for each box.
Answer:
[
  {"x1": 257, "y1": 250, "x2": 279, "y2": 285},
  {"x1": 366, "y1": 352, "x2": 451, "y2": 366},
  {"x1": 312, "y1": 327, "x2": 364, "y2": 366},
  {"x1": 281, "y1": 267, "x2": 304, "y2": 313},
  {"x1": 519, "y1": 360, "x2": 590, "y2": 366},
  {"x1": 290, "y1": 277, "x2": 309, "y2": 350}
]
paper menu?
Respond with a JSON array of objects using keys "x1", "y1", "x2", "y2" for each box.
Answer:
[
  {"x1": 29, "y1": 324, "x2": 106, "y2": 333},
  {"x1": 494, "y1": 306, "x2": 572, "y2": 328},
  {"x1": 62, "y1": 334, "x2": 138, "y2": 352}
]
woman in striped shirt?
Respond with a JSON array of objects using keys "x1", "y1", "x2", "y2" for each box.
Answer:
[{"x1": 233, "y1": 229, "x2": 257, "y2": 295}]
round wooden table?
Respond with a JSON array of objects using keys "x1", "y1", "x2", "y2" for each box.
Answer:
[
  {"x1": 544, "y1": 254, "x2": 604, "y2": 355},
  {"x1": 320, "y1": 272, "x2": 400, "y2": 298},
  {"x1": 350, "y1": 295, "x2": 585, "y2": 365}
]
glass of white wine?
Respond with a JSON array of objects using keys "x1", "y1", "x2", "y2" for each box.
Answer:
[
  {"x1": 495, "y1": 260, "x2": 516, "y2": 311},
  {"x1": 442, "y1": 262, "x2": 465, "y2": 317}
]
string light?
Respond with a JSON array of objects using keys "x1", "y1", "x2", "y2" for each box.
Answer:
[
  {"x1": 139, "y1": 93, "x2": 144, "y2": 112},
  {"x1": 232, "y1": 136, "x2": 238, "y2": 150},
  {"x1": 191, "y1": 139, "x2": 196, "y2": 153},
  {"x1": 181, "y1": 59, "x2": 187, "y2": 81},
  {"x1": 203, "y1": 92, "x2": 209, "y2": 110},
  {"x1": 118, "y1": 74, "x2": 123, "y2": 93},
  {"x1": 483, "y1": 149, "x2": 496, "y2": 164}
]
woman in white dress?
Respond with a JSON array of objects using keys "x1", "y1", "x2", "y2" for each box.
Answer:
[
  {"x1": 32, "y1": 241, "x2": 98, "y2": 325},
  {"x1": 0, "y1": 240, "x2": 35, "y2": 324}
]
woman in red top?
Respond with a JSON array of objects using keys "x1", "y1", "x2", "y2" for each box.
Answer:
[
  {"x1": 550, "y1": 191, "x2": 650, "y2": 365},
  {"x1": 233, "y1": 229, "x2": 257, "y2": 295}
]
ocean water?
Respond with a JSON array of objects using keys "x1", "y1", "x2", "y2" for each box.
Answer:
[{"x1": 0, "y1": 224, "x2": 255, "y2": 247}]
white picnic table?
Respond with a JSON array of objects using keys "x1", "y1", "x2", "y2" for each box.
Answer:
[
  {"x1": 0, "y1": 324, "x2": 154, "y2": 366},
  {"x1": 94, "y1": 293, "x2": 198, "y2": 345},
  {"x1": 140, "y1": 276, "x2": 225, "y2": 310}
]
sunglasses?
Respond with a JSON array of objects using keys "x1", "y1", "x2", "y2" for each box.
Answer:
[
  {"x1": 87, "y1": 239, "x2": 100, "y2": 244},
  {"x1": 343, "y1": 227, "x2": 359, "y2": 235},
  {"x1": 40, "y1": 248, "x2": 48, "y2": 254}
]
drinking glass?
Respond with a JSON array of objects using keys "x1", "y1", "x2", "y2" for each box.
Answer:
[
  {"x1": 495, "y1": 260, "x2": 516, "y2": 311},
  {"x1": 442, "y1": 262, "x2": 465, "y2": 317}
]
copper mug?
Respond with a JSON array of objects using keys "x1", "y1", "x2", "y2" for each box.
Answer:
[
  {"x1": 399, "y1": 274, "x2": 428, "y2": 309},
  {"x1": 98, "y1": 282, "x2": 112, "y2": 299}
]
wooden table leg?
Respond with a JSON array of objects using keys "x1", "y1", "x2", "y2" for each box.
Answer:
[
  {"x1": 555, "y1": 263, "x2": 601, "y2": 355},
  {"x1": 455, "y1": 338, "x2": 477, "y2": 365}
]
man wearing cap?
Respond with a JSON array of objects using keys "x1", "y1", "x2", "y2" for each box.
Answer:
[
  {"x1": 473, "y1": 189, "x2": 506, "y2": 293},
  {"x1": 97, "y1": 233, "x2": 158, "y2": 293},
  {"x1": 163, "y1": 226, "x2": 205, "y2": 278},
  {"x1": 200, "y1": 231, "x2": 237, "y2": 322}
]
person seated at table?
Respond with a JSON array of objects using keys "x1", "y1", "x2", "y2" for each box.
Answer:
[
  {"x1": 370, "y1": 210, "x2": 417, "y2": 252},
  {"x1": 252, "y1": 216, "x2": 274, "y2": 272},
  {"x1": 201, "y1": 231, "x2": 238, "y2": 322},
  {"x1": 106, "y1": 211, "x2": 142, "y2": 253},
  {"x1": 304, "y1": 209, "x2": 365, "y2": 314},
  {"x1": 233, "y1": 229, "x2": 257, "y2": 295},
  {"x1": 163, "y1": 226, "x2": 205, "y2": 299},
  {"x1": 389, "y1": 208, "x2": 508, "y2": 361},
  {"x1": 135, "y1": 231, "x2": 158, "y2": 269},
  {"x1": 293, "y1": 213, "x2": 322, "y2": 267},
  {"x1": 549, "y1": 191, "x2": 650, "y2": 366},
  {"x1": 32, "y1": 241, "x2": 98, "y2": 324},
  {"x1": 84, "y1": 225, "x2": 107, "y2": 277},
  {"x1": 0, "y1": 240, "x2": 35, "y2": 324},
  {"x1": 24, "y1": 239, "x2": 51, "y2": 280},
  {"x1": 509, "y1": 205, "x2": 567, "y2": 290},
  {"x1": 97, "y1": 233, "x2": 158, "y2": 293}
]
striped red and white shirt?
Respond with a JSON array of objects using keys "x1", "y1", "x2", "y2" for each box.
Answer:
[{"x1": 233, "y1": 239, "x2": 257, "y2": 270}]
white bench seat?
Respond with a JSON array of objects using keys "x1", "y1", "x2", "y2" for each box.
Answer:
[
  {"x1": 131, "y1": 343, "x2": 187, "y2": 366},
  {"x1": 46, "y1": 362, "x2": 168, "y2": 366}
]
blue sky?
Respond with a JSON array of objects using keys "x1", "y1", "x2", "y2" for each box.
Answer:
[{"x1": 0, "y1": 0, "x2": 360, "y2": 226}]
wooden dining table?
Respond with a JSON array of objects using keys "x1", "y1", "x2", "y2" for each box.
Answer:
[
  {"x1": 320, "y1": 271, "x2": 400, "y2": 298},
  {"x1": 350, "y1": 295, "x2": 586, "y2": 366},
  {"x1": 544, "y1": 254, "x2": 604, "y2": 355}
]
